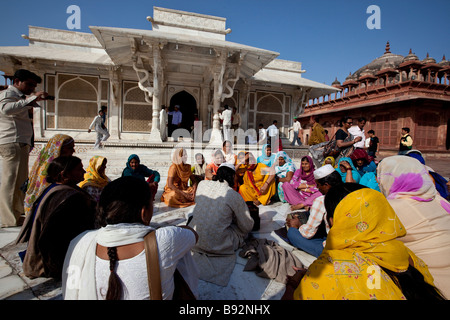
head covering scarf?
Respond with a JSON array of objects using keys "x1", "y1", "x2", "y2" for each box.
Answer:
[
  {"x1": 192, "y1": 153, "x2": 206, "y2": 176},
  {"x1": 350, "y1": 148, "x2": 373, "y2": 165},
  {"x1": 274, "y1": 151, "x2": 296, "y2": 177},
  {"x1": 298, "y1": 155, "x2": 316, "y2": 185},
  {"x1": 322, "y1": 156, "x2": 335, "y2": 168},
  {"x1": 257, "y1": 144, "x2": 276, "y2": 167},
  {"x1": 24, "y1": 134, "x2": 74, "y2": 216},
  {"x1": 406, "y1": 153, "x2": 449, "y2": 199},
  {"x1": 172, "y1": 148, "x2": 192, "y2": 181},
  {"x1": 377, "y1": 156, "x2": 450, "y2": 298},
  {"x1": 294, "y1": 188, "x2": 435, "y2": 300},
  {"x1": 336, "y1": 157, "x2": 361, "y2": 183},
  {"x1": 222, "y1": 141, "x2": 237, "y2": 165},
  {"x1": 79, "y1": 156, "x2": 110, "y2": 189},
  {"x1": 377, "y1": 155, "x2": 437, "y2": 202},
  {"x1": 122, "y1": 154, "x2": 141, "y2": 177}
]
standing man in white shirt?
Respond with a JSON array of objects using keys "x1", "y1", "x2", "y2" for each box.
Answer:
[
  {"x1": 88, "y1": 109, "x2": 110, "y2": 149},
  {"x1": 0, "y1": 69, "x2": 48, "y2": 228},
  {"x1": 289, "y1": 117, "x2": 303, "y2": 146},
  {"x1": 348, "y1": 117, "x2": 366, "y2": 149},
  {"x1": 219, "y1": 105, "x2": 232, "y2": 141},
  {"x1": 267, "y1": 120, "x2": 281, "y2": 152},
  {"x1": 160, "y1": 105, "x2": 168, "y2": 141}
]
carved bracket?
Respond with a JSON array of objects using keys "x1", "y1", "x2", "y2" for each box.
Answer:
[{"x1": 132, "y1": 56, "x2": 153, "y2": 104}]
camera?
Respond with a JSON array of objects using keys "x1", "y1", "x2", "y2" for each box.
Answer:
[{"x1": 45, "y1": 95, "x2": 55, "y2": 100}]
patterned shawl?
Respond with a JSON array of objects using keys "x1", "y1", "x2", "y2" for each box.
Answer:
[
  {"x1": 24, "y1": 134, "x2": 74, "y2": 216},
  {"x1": 294, "y1": 188, "x2": 435, "y2": 300},
  {"x1": 274, "y1": 151, "x2": 296, "y2": 177}
]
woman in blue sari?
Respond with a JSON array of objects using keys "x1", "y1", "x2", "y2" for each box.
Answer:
[
  {"x1": 274, "y1": 151, "x2": 297, "y2": 202},
  {"x1": 336, "y1": 157, "x2": 361, "y2": 183}
]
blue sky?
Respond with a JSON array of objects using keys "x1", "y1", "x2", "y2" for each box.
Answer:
[{"x1": 0, "y1": 0, "x2": 449, "y2": 85}]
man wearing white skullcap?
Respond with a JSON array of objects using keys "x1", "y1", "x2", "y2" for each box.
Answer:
[
  {"x1": 285, "y1": 164, "x2": 343, "y2": 257},
  {"x1": 313, "y1": 164, "x2": 336, "y2": 180},
  {"x1": 219, "y1": 162, "x2": 236, "y2": 171}
]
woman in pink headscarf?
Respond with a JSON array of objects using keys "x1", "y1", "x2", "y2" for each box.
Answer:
[{"x1": 282, "y1": 155, "x2": 322, "y2": 211}]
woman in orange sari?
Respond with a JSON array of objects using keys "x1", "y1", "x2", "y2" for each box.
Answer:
[{"x1": 161, "y1": 148, "x2": 197, "y2": 208}]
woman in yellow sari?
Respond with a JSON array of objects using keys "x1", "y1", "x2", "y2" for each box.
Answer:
[
  {"x1": 78, "y1": 156, "x2": 110, "y2": 202},
  {"x1": 283, "y1": 184, "x2": 445, "y2": 300},
  {"x1": 161, "y1": 148, "x2": 197, "y2": 208},
  {"x1": 238, "y1": 152, "x2": 276, "y2": 206},
  {"x1": 24, "y1": 134, "x2": 75, "y2": 216}
]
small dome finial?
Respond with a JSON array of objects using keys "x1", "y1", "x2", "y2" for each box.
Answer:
[{"x1": 385, "y1": 41, "x2": 391, "y2": 54}]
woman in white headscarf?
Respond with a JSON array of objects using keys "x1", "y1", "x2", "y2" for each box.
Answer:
[{"x1": 377, "y1": 155, "x2": 450, "y2": 299}]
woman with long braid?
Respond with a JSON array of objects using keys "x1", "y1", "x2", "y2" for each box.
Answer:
[{"x1": 62, "y1": 176, "x2": 199, "y2": 300}]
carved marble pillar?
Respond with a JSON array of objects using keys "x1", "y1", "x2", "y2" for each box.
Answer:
[
  {"x1": 149, "y1": 44, "x2": 164, "y2": 142},
  {"x1": 108, "y1": 68, "x2": 122, "y2": 140},
  {"x1": 238, "y1": 80, "x2": 250, "y2": 131},
  {"x1": 209, "y1": 51, "x2": 226, "y2": 145},
  {"x1": 200, "y1": 84, "x2": 210, "y2": 136}
]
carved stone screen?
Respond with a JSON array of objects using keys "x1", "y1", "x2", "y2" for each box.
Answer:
[
  {"x1": 122, "y1": 82, "x2": 152, "y2": 133},
  {"x1": 254, "y1": 93, "x2": 284, "y2": 136},
  {"x1": 415, "y1": 112, "x2": 439, "y2": 148},
  {"x1": 45, "y1": 74, "x2": 108, "y2": 130}
]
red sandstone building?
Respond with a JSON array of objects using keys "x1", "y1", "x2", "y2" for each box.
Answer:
[{"x1": 299, "y1": 42, "x2": 450, "y2": 157}]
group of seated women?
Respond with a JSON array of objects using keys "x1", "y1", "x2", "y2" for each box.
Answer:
[{"x1": 15, "y1": 134, "x2": 450, "y2": 300}]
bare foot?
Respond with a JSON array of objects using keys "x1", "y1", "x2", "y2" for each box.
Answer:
[{"x1": 290, "y1": 204, "x2": 305, "y2": 211}]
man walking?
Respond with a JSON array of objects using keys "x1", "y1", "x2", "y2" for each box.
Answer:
[
  {"x1": 0, "y1": 69, "x2": 48, "y2": 228},
  {"x1": 289, "y1": 117, "x2": 303, "y2": 146},
  {"x1": 88, "y1": 109, "x2": 110, "y2": 149}
]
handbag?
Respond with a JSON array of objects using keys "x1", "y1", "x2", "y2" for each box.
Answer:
[
  {"x1": 144, "y1": 231, "x2": 196, "y2": 300},
  {"x1": 322, "y1": 133, "x2": 341, "y2": 159}
]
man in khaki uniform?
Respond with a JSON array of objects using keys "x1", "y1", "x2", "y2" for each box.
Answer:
[{"x1": 0, "y1": 69, "x2": 48, "y2": 228}]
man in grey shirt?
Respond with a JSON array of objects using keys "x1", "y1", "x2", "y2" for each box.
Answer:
[{"x1": 0, "y1": 69, "x2": 48, "y2": 227}]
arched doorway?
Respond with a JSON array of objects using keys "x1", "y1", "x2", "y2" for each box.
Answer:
[{"x1": 169, "y1": 91, "x2": 198, "y2": 135}]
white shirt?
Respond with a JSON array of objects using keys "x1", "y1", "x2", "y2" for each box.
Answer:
[
  {"x1": 94, "y1": 226, "x2": 197, "y2": 300},
  {"x1": 267, "y1": 124, "x2": 279, "y2": 137},
  {"x1": 220, "y1": 109, "x2": 232, "y2": 126},
  {"x1": 89, "y1": 115, "x2": 105, "y2": 132},
  {"x1": 348, "y1": 125, "x2": 365, "y2": 148},
  {"x1": 291, "y1": 121, "x2": 302, "y2": 132}
]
